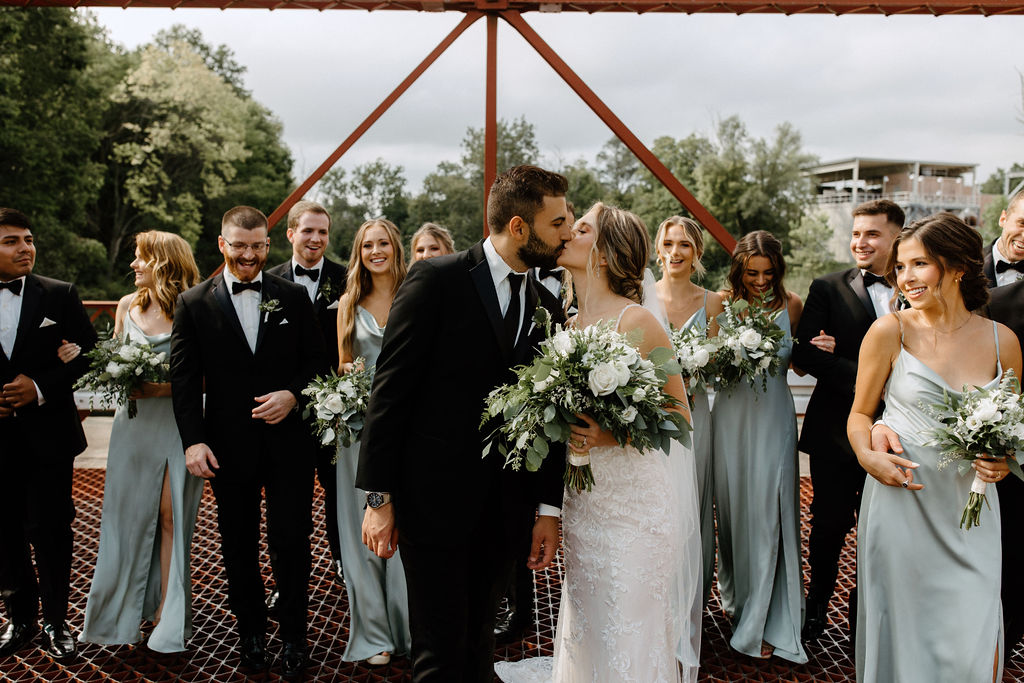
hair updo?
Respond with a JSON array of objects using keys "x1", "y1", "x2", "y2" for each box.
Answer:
[
  {"x1": 588, "y1": 202, "x2": 650, "y2": 304},
  {"x1": 884, "y1": 212, "x2": 988, "y2": 312}
]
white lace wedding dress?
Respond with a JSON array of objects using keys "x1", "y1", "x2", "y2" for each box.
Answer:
[{"x1": 496, "y1": 300, "x2": 702, "y2": 683}]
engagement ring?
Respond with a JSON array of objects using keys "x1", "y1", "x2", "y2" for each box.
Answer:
[{"x1": 900, "y1": 481, "x2": 909, "y2": 489}]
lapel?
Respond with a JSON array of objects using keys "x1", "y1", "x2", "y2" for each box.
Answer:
[
  {"x1": 11, "y1": 275, "x2": 43, "y2": 363},
  {"x1": 255, "y1": 275, "x2": 277, "y2": 353},
  {"x1": 468, "y1": 241, "x2": 511, "y2": 361},
  {"x1": 844, "y1": 269, "x2": 877, "y2": 323},
  {"x1": 212, "y1": 274, "x2": 252, "y2": 354}
]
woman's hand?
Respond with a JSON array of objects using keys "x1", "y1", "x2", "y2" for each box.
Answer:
[
  {"x1": 973, "y1": 456, "x2": 1011, "y2": 484},
  {"x1": 568, "y1": 413, "x2": 618, "y2": 453},
  {"x1": 56, "y1": 339, "x2": 81, "y2": 364},
  {"x1": 858, "y1": 448, "x2": 923, "y2": 490},
  {"x1": 338, "y1": 359, "x2": 365, "y2": 375},
  {"x1": 809, "y1": 329, "x2": 836, "y2": 354}
]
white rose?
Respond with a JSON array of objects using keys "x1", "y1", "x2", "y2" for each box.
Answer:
[
  {"x1": 759, "y1": 356, "x2": 772, "y2": 369},
  {"x1": 324, "y1": 393, "x2": 345, "y2": 413},
  {"x1": 148, "y1": 356, "x2": 161, "y2": 366},
  {"x1": 973, "y1": 399, "x2": 1001, "y2": 423},
  {"x1": 588, "y1": 363, "x2": 619, "y2": 396},
  {"x1": 621, "y1": 406, "x2": 638, "y2": 423},
  {"x1": 692, "y1": 348, "x2": 710, "y2": 367},
  {"x1": 534, "y1": 369, "x2": 559, "y2": 392},
  {"x1": 631, "y1": 387, "x2": 646, "y2": 402},
  {"x1": 618, "y1": 346, "x2": 638, "y2": 366},
  {"x1": 118, "y1": 344, "x2": 139, "y2": 361},
  {"x1": 965, "y1": 415, "x2": 982, "y2": 431},
  {"x1": 339, "y1": 383, "x2": 356, "y2": 398},
  {"x1": 106, "y1": 361, "x2": 124, "y2": 378},
  {"x1": 738, "y1": 328, "x2": 763, "y2": 351},
  {"x1": 550, "y1": 331, "x2": 574, "y2": 356},
  {"x1": 320, "y1": 427, "x2": 336, "y2": 446},
  {"x1": 1010, "y1": 423, "x2": 1024, "y2": 441},
  {"x1": 612, "y1": 362, "x2": 631, "y2": 387},
  {"x1": 763, "y1": 340, "x2": 775, "y2": 352}
]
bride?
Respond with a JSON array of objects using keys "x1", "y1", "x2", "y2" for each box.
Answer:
[{"x1": 496, "y1": 203, "x2": 702, "y2": 683}]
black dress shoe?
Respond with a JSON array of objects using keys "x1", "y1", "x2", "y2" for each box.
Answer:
[
  {"x1": 801, "y1": 602, "x2": 828, "y2": 642},
  {"x1": 280, "y1": 641, "x2": 308, "y2": 679},
  {"x1": 494, "y1": 611, "x2": 533, "y2": 645},
  {"x1": 239, "y1": 633, "x2": 270, "y2": 670},
  {"x1": 41, "y1": 622, "x2": 76, "y2": 662},
  {"x1": 0, "y1": 621, "x2": 38, "y2": 658},
  {"x1": 266, "y1": 590, "x2": 280, "y2": 615}
]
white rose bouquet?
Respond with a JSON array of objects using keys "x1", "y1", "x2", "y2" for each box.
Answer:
[
  {"x1": 301, "y1": 359, "x2": 375, "y2": 455},
  {"x1": 669, "y1": 322, "x2": 720, "y2": 397},
  {"x1": 482, "y1": 308, "x2": 691, "y2": 493},
  {"x1": 923, "y1": 369, "x2": 1024, "y2": 530},
  {"x1": 75, "y1": 333, "x2": 169, "y2": 418},
  {"x1": 708, "y1": 295, "x2": 788, "y2": 392}
]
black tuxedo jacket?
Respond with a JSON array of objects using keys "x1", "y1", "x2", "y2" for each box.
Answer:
[
  {"x1": 983, "y1": 239, "x2": 999, "y2": 289},
  {"x1": 793, "y1": 268, "x2": 884, "y2": 462},
  {"x1": 0, "y1": 275, "x2": 97, "y2": 462},
  {"x1": 986, "y1": 279, "x2": 1024, "y2": 347},
  {"x1": 266, "y1": 258, "x2": 347, "y2": 372},
  {"x1": 356, "y1": 241, "x2": 566, "y2": 546},
  {"x1": 169, "y1": 272, "x2": 328, "y2": 464}
]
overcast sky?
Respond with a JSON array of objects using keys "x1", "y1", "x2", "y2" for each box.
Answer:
[{"x1": 88, "y1": 8, "x2": 1023, "y2": 194}]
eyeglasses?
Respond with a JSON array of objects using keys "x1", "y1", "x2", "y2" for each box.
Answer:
[{"x1": 223, "y1": 239, "x2": 269, "y2": 253}]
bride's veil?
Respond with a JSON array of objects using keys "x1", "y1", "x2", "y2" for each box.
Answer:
[{"x1": 642, "y1": 268, "x2": 703, "y2": 682}]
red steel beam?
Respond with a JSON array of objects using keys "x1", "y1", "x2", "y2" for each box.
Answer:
[
  {"x1": 484, "y1": 14, "x2": 498, "y2": 237},
  {"x1": 500, "y1": 10, "x2": 736, "y2": 252},
  {"x1": 264, "y1": 11, "x2": 483, "y2": 230}
]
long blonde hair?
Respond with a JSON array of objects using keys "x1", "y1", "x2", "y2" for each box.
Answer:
[
  {"x1": 133, "y1": 231, "x2": 201, "y2": 319},
  {"x1": 655, "y1": 216, "x2": 706, "y2": 279},
  {"x1": 338, "y1": 219, "x2": 407, "y2": 360}
]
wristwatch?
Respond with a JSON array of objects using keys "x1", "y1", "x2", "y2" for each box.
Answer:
[{"x1": 366, "y1": 491, "x2": 392, "y2": 509}]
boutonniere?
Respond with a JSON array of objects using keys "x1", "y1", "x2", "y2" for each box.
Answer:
[
  {"x1": 259, "y1": 298, "x2": 282, "y2": 322},
  {"x1": 317, "y1": 279, "x2": 337, "y2": 303}
]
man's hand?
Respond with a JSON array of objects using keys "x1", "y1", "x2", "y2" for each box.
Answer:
[
  {"x1": 0, "y1": 398, "x2": 13, "y2": 419},
  {"x1": 252, "y1": 390, "x2": 297, "y2": 424},
  {"x1": 2, "y1": 374, "x2": 38, "y2": 408},
  {"x1": 871, "y1": 422, "x2": 904, "y2": 455},
  {"x1": 362, "y1": 504, "x2": 399, "y2": 559},
  {"x1": 185, "y1": 443, "x2": 219, "y2": 479},
  {"x1": 527, "y1": 515, "x2": 560, "y2": 570}
]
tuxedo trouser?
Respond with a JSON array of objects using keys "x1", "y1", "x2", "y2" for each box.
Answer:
[
  {"x1": 399, "y1": 531, "x2": 514, "y2": 683},
  {"x1": 209, "y1": 449, "x2": 314, "y2": 644},
  {"x1": 0, "y1": 447, "x2": 75, "y2": 625},
  {"x1": 999, "y1": 474, "x2": 1024, "y2": 659},
  {"x1": 315, "y1": 446, "x2": 342, "y2": 563},
  {"x1": 501, "y1": 516, "x2": 535, "y2": 620},
  {"x1": 806, "y1": 451, "x2": 864, "y2": 623}
]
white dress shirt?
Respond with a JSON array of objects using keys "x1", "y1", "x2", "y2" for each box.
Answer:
[
  {"x1": 861, "y1": 271, "x2": 894, "y2": 319},
  {"x1": 291, "y1": 256, "x2": 323, "y2": 303},
  {"x1": 482, "y1": 239, "x2": 560, "y2": 518},
  {"x1": 0, "y1": 276, "x2": 45, "y2": 404},
  {"x1": 992, "y1": 241, "x2": 1024, "y2": 288},
  {"x1": 222, "y1": 269, "x2": 262, "y2": 353}
]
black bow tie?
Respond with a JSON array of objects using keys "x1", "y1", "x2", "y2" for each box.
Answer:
[
  {"x1": 0, "y1": 279, "x2": 23, "y2": 295},
  {"x1": 862, "y1": 271, "x2": 888, "y2": 288},
  {"x1": 996, "y1": 259, "x2": 1024, "y2": 274},
  {"x1": 231, "y1": 280, "x2": 262, "y2": 295},
  {"x1": 294, "y1": 265, "x2": 320, "y2": 281},
  {"x1": 537, "y1": 267, "x2": 563, "y2": 282}
]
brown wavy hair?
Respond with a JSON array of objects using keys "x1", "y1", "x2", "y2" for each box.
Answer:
[
  {"x1": 574, "y1": 202, "x2": 648, "y2": 305},
  {"x1": 409, "y1": 222, "x2": 455, "y2": 265},
  {"x1": 725, "y1": 230, "x2": 788, "y2": 308},
  {"x1": 133, "y1": 231, "x2": 201, "y2": 319},
  {"x1": 655, "y1": 216, "x2": 706, "y2": 279},
  {"x1": 338, "y1": 219, "x2": 407, "y2": 362},
  {"x1": 884, "y1": 212, "x2": 988, "y2": 312}
]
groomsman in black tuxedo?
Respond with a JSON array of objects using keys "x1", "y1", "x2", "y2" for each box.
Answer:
[
  {"x1": 266, "y1": 200, "x2": 347, "y2": 591},
  {"x1": 982, "y1": 188, "x2": 1024, "y2": 288},
  {"x1": 0, "y1": 208, "x2": 97, "y2": 662},
  {"x1": 793, "y1": 199, "x2": 903, "y2": 642},
  {"x1": 358, "y1": 165, "x2": 570, "y2": 682},
  {"x1": 170, "y1": 206, "x2": 327, "y2": 678}
]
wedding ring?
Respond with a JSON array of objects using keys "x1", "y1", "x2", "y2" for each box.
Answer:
[{"x1": 900, "y1": 481, "x2": 909, "y2": 488}]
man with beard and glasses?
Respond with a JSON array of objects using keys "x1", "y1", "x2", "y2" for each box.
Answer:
[
  {"x1": 169, "y1": 206, "x2": 327, "y2": 679},
  {"x1": 357, "y1": 166, "x2": 570, "y2": 682}
]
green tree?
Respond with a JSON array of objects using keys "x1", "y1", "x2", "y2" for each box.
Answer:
[
  {"x1": 980, "y1": 163, "x2": 1024, "y2": 195},
  {"x1": 460, "y1": 116, "x2": 541, "y2": 188},
  {"x1": 595, "y1": 138, "x2": 641, "y2": 205},
  {"x1": 408, "y1": 161, "x2": 480, "y2": 252},
  {"x1": 981, "y1": 196, "x2": 1009, "y2": 244},
  {"x1": 560, "y1": 160, "x2": 606, "y2": 216}
]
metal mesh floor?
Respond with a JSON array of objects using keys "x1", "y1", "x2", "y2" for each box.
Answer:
[{"x1": 1, "y1": 469, "x2": 1022, "y2": 682}]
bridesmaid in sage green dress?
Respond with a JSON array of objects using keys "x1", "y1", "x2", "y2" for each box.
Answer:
[
  {"x1": 335, "y1": 219, "x2": 411, "y2": 666},
  {"x1": 712, "y1": 230, "x2": 807, "y2": 663},
  {"x1": 77, "y1": 231, "x2": 203, "y2": 652},
  {"x1": 850, "y1": 215, "x2": 1021, "y2": 683},
  {"x1": 654, "y1": 216, "x2": 724, "y2": 603}
]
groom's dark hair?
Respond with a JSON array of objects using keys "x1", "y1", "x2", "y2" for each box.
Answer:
[{"x1": 487, "y1": 165, "x2": 568, "y2": 235}]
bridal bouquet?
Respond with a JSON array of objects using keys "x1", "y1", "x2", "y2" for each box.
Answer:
[
  {"x1": 923, "y1": 369, "x2": 1024, "y2": 530},
  {"x1": 669, "y1": 323, "x2": 720, "y2": 397},
  {"x1": 75, "y1": 334, "x2": 168, "y2": 418},
  {"x1": 708, "y1": 295, "x2": 787, "y2": 392},
  {"x1": 301, "y1": 360, "x2": 374, "y2": 454},
  {"x1": 482, "y1": 308, "x2": 690, "y2": 493}
]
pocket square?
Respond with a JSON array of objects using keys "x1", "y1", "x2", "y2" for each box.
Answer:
[
  {"x1": 279, "y1": 318, "x2": 289, "y2": 325},
  {"x1": 40, "y1": 317, "x2": 57, "y2": 328},
  {"x1": 327, "y1": 301, "x2": 339, "y2": 310}
]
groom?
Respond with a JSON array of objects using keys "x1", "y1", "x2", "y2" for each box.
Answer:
[{"x1": 358, "y1": 165, "x2": 570, "y2": 682}]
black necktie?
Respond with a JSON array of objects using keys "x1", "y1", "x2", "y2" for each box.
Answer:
[
  {"x1": 504, "y1": 273, "x2": 524, "y2": 345},
  {"x1": 0, "y1": 280, "x2": 23, "y2": 295},
  {"x1": 294, "y1": 265, "x2": 320, "y2": 281},
  {"x1": 996, "y1": 259, "x2": 1024, "y2": 275},
  {"x1": 231, "y1": 280, "x2": 262, "y2": 295},
  {"x1": 862, "y1": 271, "x2": 887, "y2": 288}
]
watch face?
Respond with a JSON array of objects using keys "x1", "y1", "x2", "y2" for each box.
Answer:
[{"x1": 367, "y1": 492, "x2": 383, "y2": 509}]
